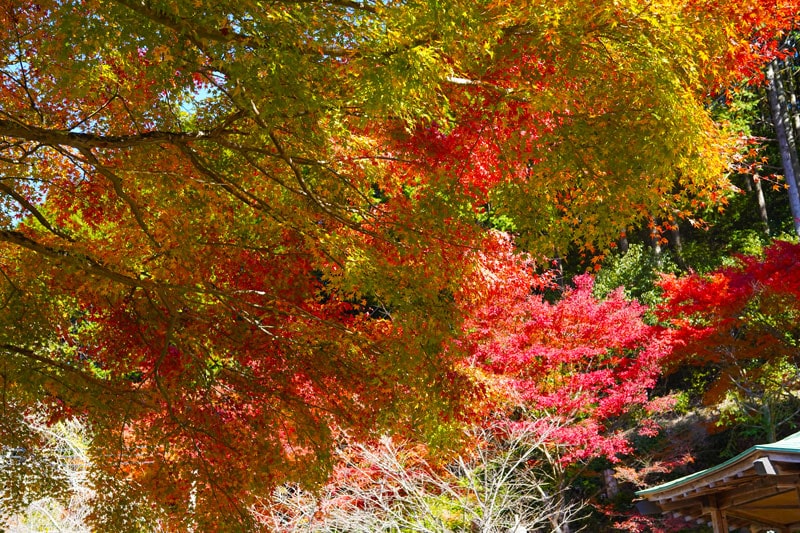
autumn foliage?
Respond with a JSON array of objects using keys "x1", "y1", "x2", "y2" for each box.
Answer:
[
  {"x1": 658, "y1": 241, "x2": 800, "y2": 412},
  {"x1": 459, "y1": 235, "x2": 672, "y2": 463},
  {"x1": 0, "y1": 0, "x2": 798, "y2": 528}
]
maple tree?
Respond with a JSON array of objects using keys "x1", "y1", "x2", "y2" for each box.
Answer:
[
  {"x1": 0, "y1": 0, "x2": 798, "y2": 528},
  {"x1": 459, "y1": 235, "x2": 673, "y2": 463},
  {"x1": 658, "y1": 241, "x2": 800, "y2": 442}
]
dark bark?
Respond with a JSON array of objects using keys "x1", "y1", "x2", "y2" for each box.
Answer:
[
  {"x1": 667, "y1": 224, "x2": 688, "y2": 271},
  {"x1": 743, "y1": 174, "x2": 753, "y2": 192},
  {"x1": 617, "y1": 234, "x2": 629, "y2": 255},
  {"x1": 752, "y1": 176, "x2": 771, "y2": 235}
]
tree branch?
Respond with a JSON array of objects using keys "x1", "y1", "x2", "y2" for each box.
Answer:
[
  {"x1": 0, "y1": 344, "x2": 155, "y2": 409},
  {"x1": 76, "y1": 147, "x2": 160, "y2": 248},
  {"x1": 0, "y1": 229, "x2": 148, "y2": 289},
  {"x1": 0, "y1": 179, "x2": 74, "y2": 241},
  {"x1": 110, "y1": 0, "x2": 355, "y2": 57},
  {"x1": 0, "y1": 118, "x2": 226, "y2": 151}
]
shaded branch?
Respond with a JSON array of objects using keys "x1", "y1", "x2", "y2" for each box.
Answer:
[
  {"x1": 110, "y1": 0, "x2": 355, "y2": 57},
  {"x1": 0, "y1": 179, "x2": 74, "y2": 241},
  {"x1": 267, "y1": 131, "x2": 373, "y2": 235},
  {"x1": 76, "y1": 147, "x2": 160, "y2": 248},
  {"x1": 0, "y1": 118, "x2": 229, "y2": 151},
  {"x1": 0, "y1": 344, "x2": 155, "y2": 409},
  {"x1": 0, "y1": 229, "x2": 148, "y2": 289}
]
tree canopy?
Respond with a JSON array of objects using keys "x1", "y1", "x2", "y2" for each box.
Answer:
[{"x1": 0, "y1": 0, "x2": 798, "y2": 528}]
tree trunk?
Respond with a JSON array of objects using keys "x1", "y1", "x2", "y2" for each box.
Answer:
[
  {"x1": 667, "y1": 224, "x2": 688, "y2": 270},
  {"x1": 763, "y1": 402, "x2": 776, "y2": 443},
  {"x1": 552, "y1": 256, "x2": 565, "y2": 291},
  {"x1": 782, "y1": 55, "x2": 800, "y2": 142},
  {"x1": 618, "y1": 234, "x2": 629, "y2": 255},
  {"x1": 602, "y1": 469, "x2": 619, "y2": 499},
  {"x1": 752, "y1": 176, "x2": 771, "y2": 235},
  {"x1": 765, "y1": 60, "x2": 800, "y2": 237},
  {"x1": 648, "y1": 218, "x2": 663, "y2": 267},
  {"x1": 742, "y1": 174, "x2": 753, "y2": 192}
]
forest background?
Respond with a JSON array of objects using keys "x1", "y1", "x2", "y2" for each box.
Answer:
[{"x1": 1, "y1": 0, "x2": 800, "y2": 531}]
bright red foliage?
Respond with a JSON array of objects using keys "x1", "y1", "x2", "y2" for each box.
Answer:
[
  {"x1": 459, "y1": 234, "x2": 673, "y2": 463},
  {"x1": 657, "y1": 241, "x2": 800, "y2": 404}
]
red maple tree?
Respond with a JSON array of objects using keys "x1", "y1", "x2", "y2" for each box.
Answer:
[{"x1": 458, "y1": 234, "x2": 674, "y2": 463}]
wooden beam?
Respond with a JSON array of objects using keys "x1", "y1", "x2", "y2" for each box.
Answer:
[
  {"x1": 725, "y1": 508, "x2": 790, "y2": 531},
  {"x1": 769, "y1": 462, "x2": 800, "y2": 475},
  {"x1": 739, "y1": 504, "x2": 800, "y2": 510},
  {"x1": 719, "y1": 484, "x2": 796, "y2": 509},
  {"x1": 703, "y1": 495, "x2": 729, "y2": 533},
  {"x1": 709, "y1": 505, "x2": 728, "y2": 533},
  {"x1": 659, "y1": 495, "x2": 702, "y2": 509},
  {"x1": 754, "y1": 457, "x2": 777, "y2": 475},
  {"x1": 759, "y1": 452, "x2": 800, "y2": 464},
  {"x1": 786, "y1": 519, "x2": 800, "y2": 530}
]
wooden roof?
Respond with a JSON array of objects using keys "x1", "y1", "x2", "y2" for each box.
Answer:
[{"x1": 635, "y1": 432, "x2": 800, "y2": 533}]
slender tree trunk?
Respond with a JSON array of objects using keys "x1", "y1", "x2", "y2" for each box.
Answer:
[
  {"x1": 783, "y1": 55, "x2": 800, "y2": 142},
  {"x1": 650, "y1": 229, "x2": 661, "y2": 256},
  {"x1": 552, "y1": 256, "x2": 565, "y2": 291},
  {"x1": 618, "y1": 234, "x2": 629, "y2": 255},
  {"x1": 752, "y1": 176, "x2": 771, "y2": 235},
  {"x1": 742, "y1": 174, "x2": 753, "y2": 192},
  {"x1": 668, "y1": 224, "x2": 688, "y2": 270},
  {"x1": 763, "y1": 403, "x2": 776, "y2": 443},
  {"x1": 765, "y1": 60, "x2": 800, "y2": 237},
  {"x1": 648, "y1": 218, "x2": 663, "y2": 267}
]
